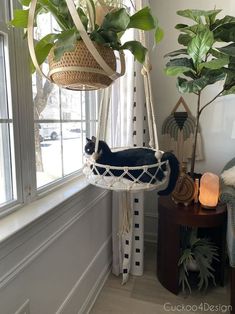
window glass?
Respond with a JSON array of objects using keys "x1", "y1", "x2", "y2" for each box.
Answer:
[
  {"x1": 0, "y1": 35, "x2": 16, "y2": 206},
  {"x1": 33, "y1": 14, "x2": 98, "y2": 189}
]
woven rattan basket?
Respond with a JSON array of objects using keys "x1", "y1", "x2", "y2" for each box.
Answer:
[{"x1": 48, "y1": 41, "x2": 117, "y2": 91}]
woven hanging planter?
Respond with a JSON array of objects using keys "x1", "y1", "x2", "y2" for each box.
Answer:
[
  {"x1": 27, "y1": 0, "x2": 125, "y2": 91},
  {"x1": 48, "y1": 41, "x2": 117, "y2": 91}
]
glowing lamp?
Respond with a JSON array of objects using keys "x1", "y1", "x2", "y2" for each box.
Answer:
[{"x1": 199, "y1": 172, "x2": 219, "y2": 208}]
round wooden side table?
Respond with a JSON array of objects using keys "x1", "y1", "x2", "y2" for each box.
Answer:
[{"x1": 157, "y1": 196, "x2": 227, "y2": 294}]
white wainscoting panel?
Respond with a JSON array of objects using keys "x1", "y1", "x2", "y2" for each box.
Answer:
[{"x1": 0, "y1": 185, "x2": 112, "y2": 314}]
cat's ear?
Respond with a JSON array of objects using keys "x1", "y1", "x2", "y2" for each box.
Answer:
[
  {"x1": 86, "y1": 138, "x2": 91, "y2": 142},
  {"x1": 91, "y1": 136, "x2": 96, "y2": 142}
]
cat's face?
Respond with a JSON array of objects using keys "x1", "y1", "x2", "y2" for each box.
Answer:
[{"x1": 84, "y1": 137, "x2": 96, "y2": 155}]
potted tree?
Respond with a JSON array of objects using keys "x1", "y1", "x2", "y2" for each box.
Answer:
[
  {"x1": 10, "y1": 0, "x2": 163, "y2": 90},
  {"x1": 178, "y1": 227, "x2": 219, "y2": 293},
  {"x1": 165, "y1": 9, "x2": 235, "y2": 177}
]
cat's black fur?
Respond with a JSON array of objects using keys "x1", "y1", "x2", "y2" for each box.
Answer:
[{"x1": 85, "y1": 137, "x2": 179, "y2": 195}]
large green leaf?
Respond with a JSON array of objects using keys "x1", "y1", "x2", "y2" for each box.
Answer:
[
  {"x1": 120, "y1": 40, "x2": 147, "y2": 63},
  {"x1": 224, "y1": 57, "x2": 235, "y2": 88},
  {"x1": 9, "y1": 9, "x2": 29, "y2": 28},
  {"x1": 164, "y1": 49, "x2": 188, "y2": 58},
  {"x1": 54, "y1": 29, "x2": 78, "y2": 61},
  {"x1": 178, "y1": 34, "x2": 192, "y2": 46},
  {"x1": 187, "y1": 29, "x2": 214, "y2": 66},
  {"x1": 31, "y1": 33, "x2": 58, "y2": 72},
  {"x1": 210, "y1": 48, "x2": 228, "y2": 59},
  {"x1": 214, "y1": 23, "x2": 235, "y2": 42},
  {"x1": 175, "y1": 24, "x2": 188, "y2": 30},
  {"x1": 92, "y1": 30, "x2": 119, "y2": 48},
  {"x1": 155, "y1": 27, "x2": 164, "y2": 43},
  {"x1": 201, "y1": 68, "x2": 226, "y2": 84},
  {"x1": 177, "y1": 9, "x2": 202, "y2": 23},
  {"x1": 177, "y1": 76, "x2": 209, "y2": 93},
  {"x1": 177, "y1": 68, "x2": 225, "y2": 93},
  {"x1": 177, "y1": 9, "x2": 221, "y2": 23},
  {"x1": 101, "y1": 8, "x2": 130, "y2": 32},
  {"x1": 128, "y1": 7, "x2": 155, "y2": 30},
  {"x1": 165, "y1": 58, "x2": 195, "y2": 76},
  {"x1": 212, "y1": 15, "x2": 235, "y2": 31},
  {"x1": 89, "y1": 30, "x2": 106, "y2": 44},
  {"x1": 206, "y1": 10, "x2": 222, "y2": 25},
  {"x1": 199, "y1": 56, "x2": 229, "y2": 70},
  {"x1": 176, "y1": 24, "x2": 207, "y2": 36},
  {"x1": 218, "y1": 43, "x2": 235, "y2": 57}
]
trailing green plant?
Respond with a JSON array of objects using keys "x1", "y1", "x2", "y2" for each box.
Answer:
[
  {"x1": 10, "y1": 0, "x2": 163, "y2": 70},
  {"x1": 165, "y1": 9, "x2": 235, "y2": 176},
  {"x1": 178, "y1": 227, "x2": 219, "y2": 293}
]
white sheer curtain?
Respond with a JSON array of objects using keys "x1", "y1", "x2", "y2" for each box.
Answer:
[{"x1": 110, "y1": 0, "x2": 150, "y2": 282}]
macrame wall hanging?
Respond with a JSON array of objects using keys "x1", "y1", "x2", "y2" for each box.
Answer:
[{"x1": 161, "y1": 96, "x2": 204, "y2": 165}]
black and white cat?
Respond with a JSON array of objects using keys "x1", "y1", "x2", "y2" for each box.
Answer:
[{"x1": 85, "y1": 137, "x2": 179, "y2": 195}]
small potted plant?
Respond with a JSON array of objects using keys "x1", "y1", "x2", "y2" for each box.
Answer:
[
  {"x1": 165, "y1": 9, "x2": 235, "y2": 177},
  {"x1": 10, "y1": 0, "x2": 163, "y2": 90},
  {"x1": 178, "y1": 227, "x2": 219, "y2": 293}
]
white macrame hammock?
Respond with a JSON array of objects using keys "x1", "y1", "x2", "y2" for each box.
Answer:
[
  {"x1": 83, "y1": 31, "x2": 171, "y2": 191},
  {"x1": 27, "y1": 0, "x2": 171, "y2": 191}
]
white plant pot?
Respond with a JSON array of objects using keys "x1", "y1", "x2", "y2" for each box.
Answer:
[{"x1": 186, "y1": 259, "x2": 199, "y2": 272}]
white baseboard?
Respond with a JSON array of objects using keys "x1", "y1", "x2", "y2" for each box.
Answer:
[{"x1": 82, "y1": 263, "x2": 111, "y2": 314}]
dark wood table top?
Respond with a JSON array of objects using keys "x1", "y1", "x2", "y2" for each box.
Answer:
[{"x1": 158, "y1": 196, "x2": 227, "y2": 228}]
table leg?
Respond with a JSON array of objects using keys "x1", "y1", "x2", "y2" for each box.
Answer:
[
  {"x1": 157, "y1": 210, "x2": 180, "y2": 295},
  {"x1": 231, "y1": 267, "x2": 235, "y2": 314}
]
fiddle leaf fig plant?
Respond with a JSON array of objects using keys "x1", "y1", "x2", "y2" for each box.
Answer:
[
  {"x1": 165, "y1": 9, "x2": 235, "y2": 176},
  {"x1": 10, "y1": 0, "x2": 163, "y2": 69}
]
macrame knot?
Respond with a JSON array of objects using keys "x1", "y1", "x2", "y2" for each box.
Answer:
[
  {"x1": 141, "y1": 64, "x2": 152, "y2": 76},
  {"x1": 155, "y1": 150, "x2": 163, "y2": 161}
]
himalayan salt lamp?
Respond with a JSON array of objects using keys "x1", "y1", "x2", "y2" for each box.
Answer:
[{"x1": 199, "y1": 172, "x2": 219, "y2": 208}]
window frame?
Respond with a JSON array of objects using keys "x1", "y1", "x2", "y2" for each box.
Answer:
[
  {"x1": 0, "y1": 0, "x2": 101, "y2": 216},
  {"x1": 0, "y1": 13, "x2": 26, "y2": 215}
]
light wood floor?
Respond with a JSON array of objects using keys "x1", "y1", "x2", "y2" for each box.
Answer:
[{"x1": 91, "y1": 243, "x2": 230, "y2": 314}]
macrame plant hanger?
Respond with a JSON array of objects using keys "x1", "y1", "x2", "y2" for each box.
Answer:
[
  {"x1": 27, "y1": 0, "x2": 170, "y2": 189},
  {"x1": 27, "y1": 0, "x2": 126, "y2": 90}
]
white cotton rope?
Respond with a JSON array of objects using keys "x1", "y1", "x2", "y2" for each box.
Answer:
[
  {"x1": 121, "y1": 192, "x2": 132, "y2": 234},
  {"x1": 139, "y1": 27, "x2": 160, "y2": 152}
]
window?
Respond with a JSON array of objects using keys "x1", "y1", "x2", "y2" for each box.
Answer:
[
  {"x1": 33, "y1": 83, "x2": 99, "y2": 188},
  {"x1": 0, "y1": 34, "x2": 17, "y2": 207},
  {"x1": 33, "y1": 12, "x2": 99, "y2": 189},
  {"x1": 0, "y1": 0, "x2": 133, "y2": 215},
  {"x1": 0, "y1": 1, "x2": 99, "y2": 215}
]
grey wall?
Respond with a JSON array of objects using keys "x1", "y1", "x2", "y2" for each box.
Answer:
[
  {"x1": 145, "y1": 1, "x2": 235, "y2": 243},
  {"x1": 150, "y1": 0, "x2": 235, "y2": 175}
]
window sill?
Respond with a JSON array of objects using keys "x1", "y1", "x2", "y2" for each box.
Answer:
[{"x1": 0, "y1": 175, "x2": 90, "y2": 244}]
